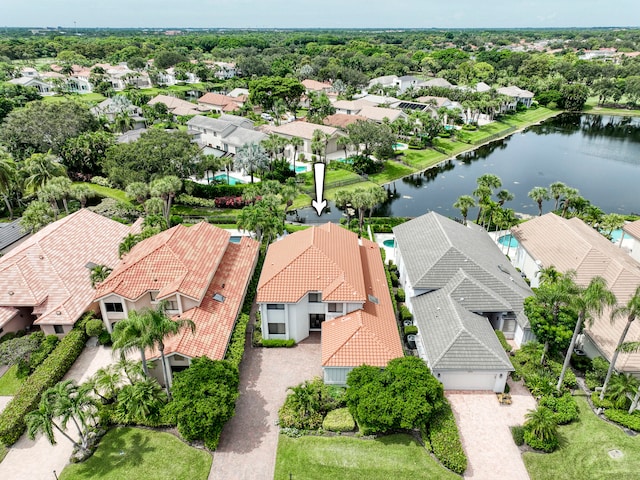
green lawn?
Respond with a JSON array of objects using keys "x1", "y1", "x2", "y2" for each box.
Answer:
[
  {"x1": 275, "y1": 433, "x2": 459, "y2": 480},
  {"x1": 76, "y1": 182, "x2": 133, "y2": 206},
  {"x1": 41, "y1": 93, "x2": 106, "y2": 104},
  {"x1": 524, "y1": 397, "x2": 640, "y2": 480},
  {"x1": 59, "y1": 427, "x2": 211, "y2": 480},
  {"x1": 400, "y1": 148, "x2": 446, "y2": 170},
  {"x1": 0, "y1": 365, "x2": 23, "y2": 395},
  {"x1": 369, "y1": 160, "x2": 414, "y2": 184}
]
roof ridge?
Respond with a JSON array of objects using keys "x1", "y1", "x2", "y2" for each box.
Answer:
[{"x1": 323, "y1": 312, "x2": 365, "y2": 365}]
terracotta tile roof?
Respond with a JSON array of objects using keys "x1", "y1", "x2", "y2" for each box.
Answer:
[
  {"x1": 149, "y1": 236, "x2": 260, "y2": 360},
  {"x1": 0, "y1": 209, "x2": 132, "y2": 326},
  {"x1": 148, "y1": 95, "x2": 209, "y2": 115},
  {"x1": 265, "y1": 121, "x2": 339, "y2": 141},
  {"x1": 302, "y1": 79, "x2": 332, "y2": 91},
  {"x1": 322, "y1": 237, "x2": 403, "y2": 367},
  {"x1": 357, "y1": 106, "x2": 404, "y2": 122},
  {"x1": 323, "y1": 113, "x2": 366, "y2": 129},
  {"x1": 0, "y1": 306, "x2": 18, "y2": 328},
  {"x1": 623, "y1": 219, "x2": 640, "y2": 240},
  {"x1": 198, "y1": 93, "x2": 241, "y2": 108},
  {"x1": 95, "y1": 222, "x2": 230, "y2": 303},
  {"x1": 257, "y1": 223, "x2": 366, "y2": 304},
  {"x1": 512, "y1": 213, "x2": 640, "y2": 372}
]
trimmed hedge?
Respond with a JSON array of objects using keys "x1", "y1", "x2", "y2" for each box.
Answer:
[
  {"x1": 383, "y1": 261, "x2": 398, "y2": 314},
  {"x1": 603, "y1": 409, "x2": 640, "y2": 431},
  {"x1": 25, "y1": 335, "x2": 60, "y2": 376},
  {"x1": 400, "y1": 305, "x2": 412, "y2": 322},
  {"x1": 591, "y1": 392, "x2": 614, "y2": 409},
  {"x1": 511, "y1": 425, "x2": 524, "y2": 446},
  {"x1": 428, "y1": 403, "x2": 467, "y2": 475},
  {"x1": 185, "y1": 180, "x2": 248, "y2": 199},
  {"x1": 262, "y1": 339, "x2": 295, "y2": 348},
  {"x1": 404, "y1": 325, "x2": 418, "y2": 336},
  {"x1": 322, "y1": 408, "x2": 355, "y2": 432},
  {"x1": 395, "y1": 288, "x2": 405, "y2": 302},
  {"x1": 85, "y1": 319, "x2": 105, "y2": 337},
  {"x1": 539, "y1": 393, "x2": 579, "y2": 425},
  {"x1": 0, "y1": 315, "x2": 90, "y2": 446},
  {"x1": 495, "y1": 330, "x2": 512, "y2": 352},
  {"x1": 225, "y1": 313, "x2": 249, "y2": 370}
]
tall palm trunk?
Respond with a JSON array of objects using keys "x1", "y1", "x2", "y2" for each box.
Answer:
[
  {"x1": 629, "y1": 387, "x2": 640, "y2": 414},
  {"x1": 540, "y1": 341, "x2": 549, "y2": 365},
  {"x1": 139, "y1": 347, "x2": 149, "y2": 377},
  {"x1": 557, "y1": 312, "x2": 584, "y2": 391},
  {"x1": 52, "y1": 420, "x2": 88, "y2": 453},
  {"x1": 601, "y1": 318, "x2": 634, "y2": 400},
  {"x1": 159, "y1": 344, "x2": 172, "y2": 400}
]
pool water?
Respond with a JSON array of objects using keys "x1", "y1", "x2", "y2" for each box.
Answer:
[
  {"x1": 335, "y1": 157, "x2": 353, "y2": 164},
  {"x1": 610, "y1": 229, "x2": 624, "y2": 242},
  {"x1": 383, "y1": 239, "x2": 396, "y2": 248},
  {"x1": 289, "y1": 165, "x2": 308, "y2": 173},
  {"x1": 211, "y1": 174, "x2": 246, "y2": 185},
  {"x1": 392, "y1": 142, "x2": 408, "y2": 150},
  {"x1": 498, "y1": 234, "x2": 518, "y2": 248},
  {"x1": 229, "y1": 236, "x2": 242, "y2": 244}
]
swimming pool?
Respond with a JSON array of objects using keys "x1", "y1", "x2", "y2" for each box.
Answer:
[
  {"x1": 383, "y1": 239, "x2": 396, "y2": 248},
  {"x1": 211, "y1": 174, "x2": 246, "y2": 185},
  {"x1": 229, "y1": 236, "x2": 242, "y2": 244},
  {"x1": 392, "y1": 142, "x2": 408, "y2": 150},
  {"x1": 610, "y1": 229, "x2": 624, "y2": 242},
  {"x1": 498, "y1": 234, "x2": 518, "y2": 248},
  {"x1": 289, "y1": 165, "x2": 308, "y2": 173}
]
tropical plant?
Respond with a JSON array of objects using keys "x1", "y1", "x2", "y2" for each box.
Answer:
[
  {"x1": 0, "y1": 148, "x2": 17, "y2": 219},
  {"x1": 22, "y1": 152, "x2": 67, "y2": 193},
  {"x1": 113, "y1": 377, "x2": 167, "y2": 425},
  {"x1": 528, "y1": 186, "x2": 550, "y2": 216},
  {"x1": 605, "y1": 373, "x2": 639, "y2": 410},
  {"x1": 149, "y1": 175, "x2": 182, "y2": 227},
  {"x1": 125, "y1": 181, "x2": 150, "y2": 205},
  {"x1": 549, "y1": 181, "x2": 567, "y2": 211},
  {"x1": 453, "y1": 195, "x2": 476, "y2": 225},
  {"x1": 118, "y1": 233, "x2": 141, "y2": 258},
  {"x1": 523, "y1": 406, "x2": 559, "y2": 452},
  {"x1": 70, "y1": 184, "x2": 96, "y2": 208},
  {"x1": 20, "y1": 200, "x2": 55, "y2": 233},
  {"x1": 556, "y1": 276, "x2": 617, "y2": 391},
  {"x1": 234, "y1": 142, "x2": 268, "y2": 183},
  {"x1": 600, "y1": 286, "x2": 640, "y2": 400}
]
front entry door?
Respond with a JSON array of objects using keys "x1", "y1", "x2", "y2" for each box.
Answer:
[{"x1": 309, "y1": 313, "x2": 326, "y2": 330}]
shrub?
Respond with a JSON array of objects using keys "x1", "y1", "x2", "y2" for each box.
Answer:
[
  {"x1": 570, "y1": 353, "x2": 592, "y2": 373},
  {"x1": 524, "y1": 428, "x2": 558, "y2": 452},
  {"x1": 0, "y1": 315, "x2": 89, "y2": 446},
  {"x1": 169, "y1": 215, "x2": 183, "y2": 225},
  {"x1": 591, "y1": 392, "x2": 614, "y2": 409},
  {"x1": 90, "y1": 176, "x2": 112, "y2": 187},
  {"x1": 97, "y1": 331, "x2": 112, "y2": 346},
  {"x1": 404, "y1": 325, "x2": 418, "y2": 336},
  {"x1": 175, "y1": 194, "x2": 216, "y2": 208},
  {"x1": 389, "y1": 271, "x2": 399, "y2": 287},
  {"x1": 185, "y1": 180, "x2": 247, "y2": 200},
  {"x1": 495, "y1": 330, "x2": 512, "y2": 352},
  {"x1": 429, "y1": 403, "x2": 467, "y2": 474},
  {"x1": 279, "y1": 377, "x2": 344, "y2": 430},
  {"x1": 511, "y1": 425, "x2": 524, "y2": 446},
  {"x1": 400, "y1": 305, "x2": 412, "y2": 322},
  {"x1": 383, "y1": 262, "x2": 398, "y2": 314},
  {"x1": 395, "y1": 288, "x2": 405, "y2": 302},
  {"x1": 523, "y1": 406, "x2": 559, "y2": 453},
  {"x1": 603, "y1": 409, "x2": 640, "y2": 431},
  {"x1": 322, "y1": 408, "x2": 355, "y2": 432},
  {"x1": 539, "y1": 393, "x2": 579, "y2": 425},
  {"x1": 85, "y1": 319, "x2": 105, "y2": 337},
  {"x1": 225, "y1": 313, "x2": 250, "y2": 369},
  {"x1": 27, "y1": 335, "x2": 60, "y2": 374},
  {"x1": 261, "y1": 339, "x2": 295, "y2": 348}
]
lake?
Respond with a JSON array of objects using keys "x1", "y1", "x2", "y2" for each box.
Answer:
[{"x1": 296, "y1": 113, "x2": 640, "y2": 222}]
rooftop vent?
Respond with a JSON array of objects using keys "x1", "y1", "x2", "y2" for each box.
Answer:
[
  {"x1": 368, "y1": 294, "x2": 379, "y2": 304},
  {"x1": 213, "y1": 293, "x2": 225, "y2": 303}
]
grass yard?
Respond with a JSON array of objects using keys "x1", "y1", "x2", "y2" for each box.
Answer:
[
  {"x1": 400, "y1": 148, "x2": 446, "y2": 171},
  {"x1": 0, "y1": 365, "x2": 24, "y2": 395},
  {"x1": 524, "y1": 397, "x2": 640, "y2": 480},
  {"x1": 369, "y1": 160, "x2": 414, "y2": 184},
  {"x1": 59, "y1": 427, "x2": 211, "y2": 480},
  {"x1": 76, "y1": 182, "x2": 133, "y2": 206},
  {"x1": 274, "y1": 433, "x2": 459, "y2": 480},
  {"x1": 41, "y1": 93, "x2": 106, "y2": 104}
]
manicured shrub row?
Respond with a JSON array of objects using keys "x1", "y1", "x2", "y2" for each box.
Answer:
[
  {"x1": 428, "y1": 403, "x2": 467, "y2": 475},
  {"x1": 539, "y1": 393, "x2": 580, "y2": 425},
  {"x1": 85, "y1": 319, "x2": 105, "y2": 337},
  {"x1": 225, "y1": 313, "x2": 249, "y2": 370},
  {"x1": 185, "y1": 180, "x2": 248, "y2": 199},
  {"x1": 0, "y1": 329, "x2": 27, "y2": 344},
  {"x1": 591, "y1": 392, "x2": 614, "y2": 409},
  {"x1": 175, "y1": 194, "x2": 216, "y2": 208},
  {"x1": 383, "y1": 262, "x2": 398, "y2": 315},
  {"x1": 0, "y1": 316, "x2": 89, "y2": 446},
  {"x1": 322, "y1": 408, "x2": 355, "y2": 432},
  {"x1": 21, "y1": 334, "x2": 60, "y2": 377},
  {"x1": 404, "y1": 325, "x2": 418, "y2": 336},
  {"x1": 510, "y1": 425, "x2": 524, "y2": 446},
  {"x1": 395, "y1": 288, "x2": 405, "y2": 302},
  {"x1": 603, "y1": 409, "x2": 640, "y2": 431},
  {"x1": 214, "y1": 195, "x2": 252, "y2": 209},
  {"x1": 495, "y1": 330, "x2": 512, "y2": 352},
  {"x1": 262, "y1": 339, "x2": 295, "y2": 348},
  {"x1": 400, "y1": 305, "x2": 412, "y2": 322}
]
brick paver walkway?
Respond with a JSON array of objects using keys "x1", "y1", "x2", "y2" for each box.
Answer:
[
  {"x1": 447, "y1": 380, "x2": 536, "y2": 480},
  {"x1": 209, "y1": 333, "x2": 322, "y2": 480}
]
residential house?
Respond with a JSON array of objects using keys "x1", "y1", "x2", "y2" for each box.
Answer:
[
  {"x1": 147, "y1": 94, "x2": 211, "y2": 117},
  {"x1": 92, "y1": 97, "x2": 146, "y2": 129},
  {"x1": 422, "y1": 77, "x2": 454, "y2": 89},
  {"x1": 393, "y1": 212, "x2": 534, "y2": 392},
  {"x1": 497, "y1": 86, "x2": 535, "y2": 109},
  {"x1": 156, "y1": 67, "x2": 200, "y2": 86},
  {"x1": 264, "y1": 121, "x2": 342, "y2": 160},
  {"x1": 511, "y1": 213, "x2": 640, "y2": 374},
  {"x1": 210, "y1": 62, "x2": 238, "y2": 80},
  {"x1": 323, "y1": 113, "x2": 367, "y2": 129},
  {"x1": 302, "y1": 79, "x2": 333, "y2": 93},
  {"x1": 353, "y1": 94, "x2": 400, "y2": 107},
  {"x1": 94, "y1": 222, "x2": 260, "y2": 386},
  {"x1": 0, "y1": 209, "x2": 136, "y2": 338},
  {"x1": 9, "y1": 77, "x2": 54, "y2": 95},
  {"x1": 332, "y1": 99, "x2": 375, "y2": 115},
  {"x1": 623, "y1": 219, "x2": 640, "y2": 263},
  {"x1": 186, "y1": 115, "x2": 266, "y2": 155},
  {"x1": 198, "y1": 92, "x2": 244, "y2": 113},
  {"x1": 357, "y1": 106, "x2": 407, "y2": 123},
  {"x1": 257, "y1": 223, "x2": 403, "y2": 385}
]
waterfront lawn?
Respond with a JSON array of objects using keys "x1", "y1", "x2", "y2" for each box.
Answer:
[
  {"x1": 0, "y1": 365, "x2": 23, "y2": 395},
  {"x1": 274, "y1": 433, "x2": 459, "y2": 480},
  {"x1": 400, "y1": 148, "x2": 446, "y2": 170},
  {"x1": 59, "y1": 427, "x2": 211, "y2": 480},
  {"x1": 523, "y1": 397, "x2": 640, "y2": 480},
  {"x1": 369, "y1": 160, "x2": 414, "y2": 184},
  {"x1": 76, "y1": 182, "x2": 133, "y2": 206}
]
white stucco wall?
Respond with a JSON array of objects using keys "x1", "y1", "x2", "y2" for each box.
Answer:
[{"x1": 323, "y1": 367, "x2": 353, "y2": 386}]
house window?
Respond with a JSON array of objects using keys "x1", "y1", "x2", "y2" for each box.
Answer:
[
  {"x1": 149, "y1": 291, "x2": 159, "y2": 302},
  {"x1": 328, "y1": 303, "x2": 342, "y2": 313},
  {"x1": 53, "y1": 325, "x2": 64, "y2": 334},
  {"x1": 268, "y1": 323, "x2": 286, "y2": 334},
  {"x1": 308, "y1": 292, "x2": 321, "y2": 303},
  {"x1": 267, "y1": 304, "x2": 285, "y2": 310},
  {"x1": 165, "y1": 300, "x2": 179, "y2": 311},
  {"x1": 104, "y1": 302, "x2": 124, "y2": 313},
  {"x1": 309, "y1": 314, "x2": 326, "y2": 329}
]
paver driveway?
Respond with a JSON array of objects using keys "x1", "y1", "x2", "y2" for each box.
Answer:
[
  {"x1": 210, "y1": 333, "x2": 322, "y2": 480},
  {"x1": 446, "y1": 380, "x2": 536, "y2": 480},
  {"x1": 0, "y1": 341, "x2": 118, "y2": 480}
]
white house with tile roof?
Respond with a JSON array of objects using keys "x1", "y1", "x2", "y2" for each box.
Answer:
[
  {"x1": 264, "y1": 121, "x2": 343, "y2": 160},
  {"x1": 393, "y1": 212, "x2": 533, "y2": 392},
  {"x1": 257, "y1": 223, "x2": 403, "y2": 385}
]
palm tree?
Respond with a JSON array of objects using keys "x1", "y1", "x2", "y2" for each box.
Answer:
[
  {"x1": 114, "y1": 377, "x2": 167, "y2": 425},
  {"x1": 560, "y1": 187, "x2": 579, "y2": 218},
  {"x1": 70, "y1": 184, "x2": 95, "y2": 208},
  {"x1": 0, "y1": 149, "x2": 17, "y2": 219},
  {"x1": 289, "y1": 136, "x2": 304, "y2": 172},
  {"x1": 524, "y1": 406, "x2": 558, "y2": 451},
  {"x1": 549, "y1": 182, "x2": 567, "y2": 211},
  {"x1": 473, "y1": 185, "x2": 492, "y2": 223},
  {"x1": 90, "y1": 264, "x2": 112, "y2": 288},
  {"x1": 149, "y1": 175, "x2": 182, "y2": 227},
  {"x1": 528, "y1": 186, "x2": 550, "y2": 216},
  {"x1": 606, "y1": 373, "x2": 639, "y2": 410},
  {"x1": 118, "y1": 233, "x2": 141, "y2": 258},
  {"x1": 47, "y1": 176, "x2": 72, "y2": 214},
  {"x1": 496, "y1": 189, "x2": 514, "y2": 206},
  {"x1": 22, "y1": 152, "x2": 67, "y2": 193},
  {"x1": 601, "y1": 286, "x2": 640, "y2": 401},
  {"x1": 453, "y1": 195, "x2": 476, "y2": 226},
  {"x1": 125, "y1": 181, "x2": 150, "y2": 206},
  {"x1": 311, "y1": 129, "x2": 331, "y2": 164},
  {"x1": 112, "y1": 310, "x2": 153, "y2": 377},
  {"x1": 26, "y1": 394, "x2": 84, "y2": 452},
  {"x1": 88, "y1": 365, "x2": 122, "y2": 403},
  {"x1": 234, "y1": 142, "x2": 268, "y2": 183},
  {"x1": 337, "y1": 136, "x2": 350, "y2": 161},
  {"x1": 20, "y1": 200, "x2": 55, "y2": 233},
  {"x1": 556, "y1": 276, "x2": 617, "y2": 391}
]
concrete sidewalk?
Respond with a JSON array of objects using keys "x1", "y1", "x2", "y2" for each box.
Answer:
[
  {"x1": 209, "y1": 333, "x2": 322, "y2": 480},
  {"x1": 447, "y1": 380, "x2": 536, "y2": 480}
]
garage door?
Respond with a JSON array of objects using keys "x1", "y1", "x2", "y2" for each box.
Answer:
[{"x1": 438, "y1": 371, "x2": 497, "y2": 391}]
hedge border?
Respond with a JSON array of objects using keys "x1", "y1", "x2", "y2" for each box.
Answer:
[{"x1": 428, "y1": 402, "x2": 468, "y2": 475}]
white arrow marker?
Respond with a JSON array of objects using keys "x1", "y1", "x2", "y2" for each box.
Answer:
[{"x1": 311, "y1": 162, "x2": 327, "y2": 216}]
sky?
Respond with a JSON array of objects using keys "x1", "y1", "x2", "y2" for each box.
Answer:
[{"x1": 3, "y1": 0, "x2": 640, "y2": 29}]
